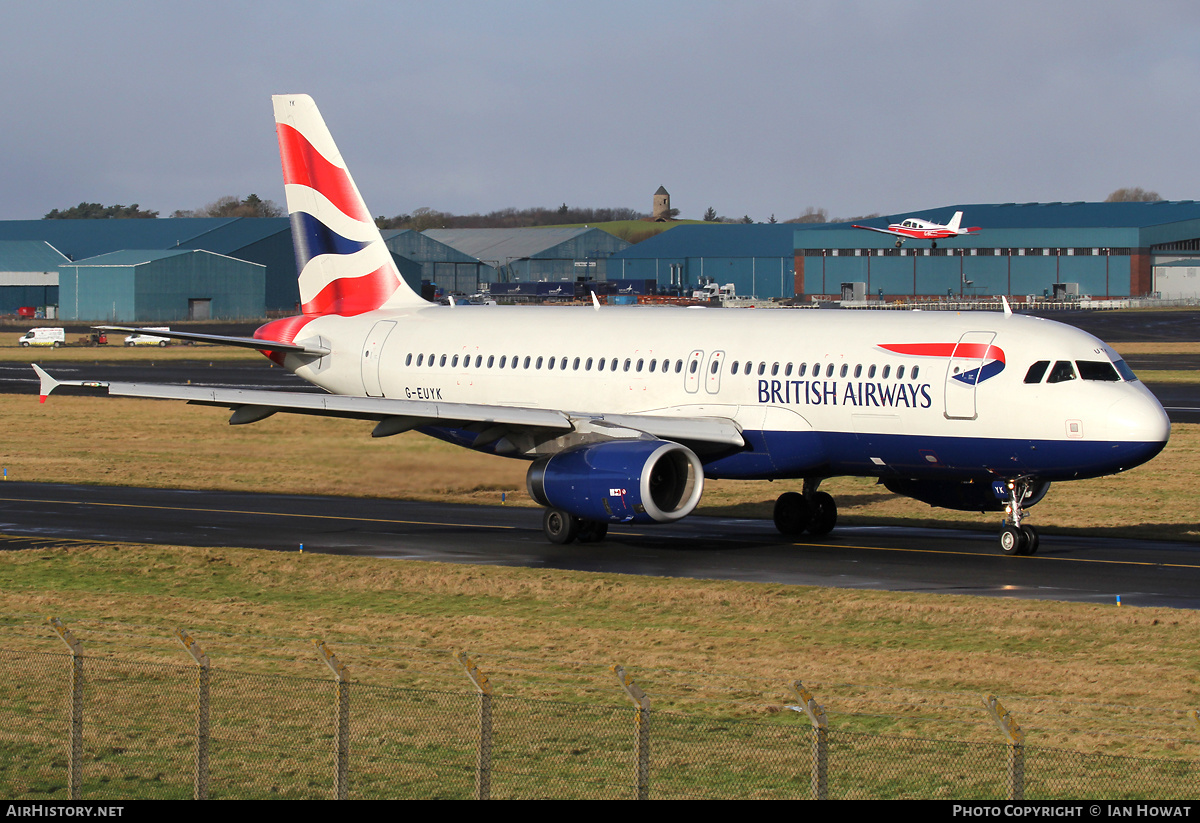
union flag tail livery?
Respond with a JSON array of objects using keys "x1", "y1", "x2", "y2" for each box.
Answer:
[
  {"x1": 273, "y1": 94, "x2": 426, "y2": 314},
  {"x1": 39, "y1": 95, "x2": 1171, "y2": 557}
]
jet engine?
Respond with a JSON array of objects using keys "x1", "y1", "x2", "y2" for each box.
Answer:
[
  {"x1": 882, "y1": 477, "x2": 1050, "y2": 513},
  {"x1": 527, "y1": 440, "x2": 704, "y2": 524}
]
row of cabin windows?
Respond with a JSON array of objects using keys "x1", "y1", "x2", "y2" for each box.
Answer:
[
  {"x1": 729, "y1": 361, "x2": 920, "y2": 380},
  {"x1": 405, "y1": 352, "x2": 690, "y2": 374},
  {"x1": 403, "y1": 352, "x2": 922, "y2": 381},
  {"x1": 1022, "y1": 359, "x2": 1133, "y2": 384}
]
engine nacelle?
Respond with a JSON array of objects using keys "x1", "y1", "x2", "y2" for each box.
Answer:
[
  {"x1": 527, "y1": 440, "x2": 704, "y2": 524},
  {"x1": 882, "y1": 478, "x2": 1050, "y2": 513}
]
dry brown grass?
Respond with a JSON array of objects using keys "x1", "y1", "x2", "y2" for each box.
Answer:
[
  {"x1": 1, "y1": 541, "x2": 1197, "y2": 755},
  {"x1": 1113, "y1": 341, "x2": 1200, "y2": 355}
]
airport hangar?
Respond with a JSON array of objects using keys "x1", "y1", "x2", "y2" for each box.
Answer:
[
  {"x1": 0, "y1": 220, "x2": 629, "y2": 318},
  {"x1": 609, "y1": 201, "x2": 1200, "y2": 302},
  {"x1": 4, "y1": 203, "x2": 1199, "y2": 318}
]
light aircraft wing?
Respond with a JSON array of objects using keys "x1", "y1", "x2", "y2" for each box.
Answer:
[
  {"x1": 31, "y1": 366, "x2": 746, "y2": 449},
  {"x1": 94, "y1": 325, "x2": 330, "y2": 356},
  {"x1": 851, "y1": 224, "x2": 903, "y2": 237}
]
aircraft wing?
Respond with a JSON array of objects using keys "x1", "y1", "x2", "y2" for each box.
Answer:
[
  {"x1": 31, "y1": 366, "x2": 746, "y2": 449},
  {"x1": 852, "y1": 224, "x2": 903, "y2": 238},
  {"x1": 94, "y1": 326, "x2": 330, "y2": 356}
]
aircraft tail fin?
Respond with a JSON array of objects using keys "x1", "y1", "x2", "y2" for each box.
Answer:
[
  {"x1": 272, "y1": 94, "x2": 426, "y2": 314},
  {"x1": 945, "y1": 211, "x2": 964, "y2": 232}
]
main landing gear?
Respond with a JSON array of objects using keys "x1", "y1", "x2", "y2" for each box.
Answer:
[
  {"x1": 542, "y1": 508, "x2": 609, "y2": 545},
  {"x1": 773, "y1": 480, "x2": 838, "y2": 538},
  {"x1": 998, "y1": 478, "x2": 1039, "y2": 556}
]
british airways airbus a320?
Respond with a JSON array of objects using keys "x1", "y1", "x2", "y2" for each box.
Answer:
[{"x1": 34, "y1": 95, "x2": 1170, "y2": 555}]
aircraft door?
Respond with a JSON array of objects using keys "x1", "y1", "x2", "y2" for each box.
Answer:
[
  {"x1": 362, "y1": 320, "x2": 397, "y2": 397},
  {"x1": 704, "y1": 350, "x2": 725, "y2": 394},
  {"x1": 684, "y1": 349, "x2": 704, "y2": 394},
  {"x1": 943, "y1": 331, "x2": 996, "y2": 420}
]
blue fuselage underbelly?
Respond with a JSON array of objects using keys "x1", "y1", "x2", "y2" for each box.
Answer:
[{"x1": 416, "y1": 425, "x2": 1165, "y2": 483}]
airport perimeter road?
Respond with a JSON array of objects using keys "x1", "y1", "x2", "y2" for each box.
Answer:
[{"x1": 2, "y1": 482, "x2": 1198, "y2": 609}]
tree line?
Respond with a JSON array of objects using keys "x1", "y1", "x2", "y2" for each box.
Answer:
[{"x1": 43, "y1": 189, "x2": 1167, "y2": 226}]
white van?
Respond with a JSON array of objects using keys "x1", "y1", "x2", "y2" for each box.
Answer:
[
  {"x1": 124, "y1": 327, "x2": 170, "y2": 347},
  {"x1": 18, "y1": 327, "x2": 65, "y2": 347}
]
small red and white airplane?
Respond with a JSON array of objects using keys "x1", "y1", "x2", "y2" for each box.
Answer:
[{"x1": 853, "y1": 212, "x2": 981, "y2": 248}]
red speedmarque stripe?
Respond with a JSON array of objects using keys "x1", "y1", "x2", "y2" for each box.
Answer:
[{"x1": 276, "y1": 123, "x2": 372, "y2": 224}]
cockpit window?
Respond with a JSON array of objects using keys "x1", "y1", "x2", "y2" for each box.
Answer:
[
  {"x1": 1076, "y1": 360, "x2": 1120, "y2": 382},
  {"x1": 1024, "y1": 361, "x2": 1050, "y2": 384},
  {"x1": 1046, "y1": 360, "x2": 1076, "y2": 384},
  {"x1": 1112, "y1": 359, "x2": 1138, "y2": 382}
]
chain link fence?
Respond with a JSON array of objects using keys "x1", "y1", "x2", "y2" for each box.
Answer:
[{"x1": 2, "y1": 642, "x2": 1197, "y2": 800}]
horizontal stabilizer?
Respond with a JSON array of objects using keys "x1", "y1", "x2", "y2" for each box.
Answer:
[{"x1": 94, "y1": 326, "x2": 330, "y2": 356}]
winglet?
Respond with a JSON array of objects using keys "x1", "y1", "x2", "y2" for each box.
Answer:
[
  {"x1": 591, "y1": 291, "x2": 601, "y2": 311},
  {"x1": 32, "y1": 364, "x2": 59, "y2": 403},
  {"x1": 1001, "y1": 295, "x2": 1012, "y2": 317}
]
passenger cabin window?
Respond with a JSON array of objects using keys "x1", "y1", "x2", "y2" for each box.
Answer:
[
  {"x1": 1076, "y1": 360, "x2": 1120, "y2": 381},
  {"x1": 1024, "y1": 361, "x2": 1050, "y2": 383},
  {"x1": 1046, "y1": 361, "x2": 1076, "y2": 383}
]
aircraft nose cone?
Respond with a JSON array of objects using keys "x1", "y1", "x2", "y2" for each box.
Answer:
[{"x1": 1105, "y1": 389, "x2": 1170, "y2": 467}]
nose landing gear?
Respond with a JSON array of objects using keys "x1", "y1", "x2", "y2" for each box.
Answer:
[{"x1": 999, "y1": 478, "x2": 1039, "y2": 555}]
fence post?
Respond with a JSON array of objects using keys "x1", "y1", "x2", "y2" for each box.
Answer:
[
  {"x1": 173, "y1": 629, "x2": 210, "y2": 800},
  {"x1": 47, "y1": 617, "x2": 83, "y2": 800},
  {"x1": 983, "y1": 695, "x2": 1025, "y2": 800},
  {"x1": 454, "y1": 652, "x2": 493, "y2": 800},
  {"x1": 314, "y1": 640, "x2": 350, "y2": 800},
  {"x1": 788, "y1": 680, "x2": 828, "y2": 800},
  {"x1": 612, "y1": 665, "x2": 650, "y2": 800}
]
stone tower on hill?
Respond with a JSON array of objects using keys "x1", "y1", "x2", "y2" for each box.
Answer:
[{"x1": 652, "y1": 186, "x2": 671, "y2": 221}]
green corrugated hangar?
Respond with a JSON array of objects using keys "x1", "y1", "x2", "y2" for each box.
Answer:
[
  {"x1": 0, "y1": 241, "x2": 70, "y2": 314},
  {"x1": 797, "y1": 202, "x2": 1200, "y2": 301},
  {"x1": 382, "y1": 229, "x2": 491, "y2": 296},
  {"x1": 59, "y1": 250, "x2": 264, "y2": 321},
  {"x1": 609, "y1": 224, "x2": 797, "y2": 299},
  {"x1": 0, "y1": 218, "x2": 297, "y2": 316},
  {"x1": 608, "y1": 202, "x2": 1200, "y2": 301},
  {"x1": 423, "y1": 228, "x2": 630, "y2": 285}
]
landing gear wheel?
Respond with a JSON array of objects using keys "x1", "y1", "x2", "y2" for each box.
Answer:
[
  {"x1": 773, "y1": 492, "x2": 811, "y2": 536},
  {"x1": 999, "y1": 525, "x2": 1027, "y2": 555},
  {"x1": 576, "y1": 519, "x2": 609, "y2": 544},
  {"x1": 807, "y1": 492, "x2": 838, "y2": 537},
  {"x1": 894, "y1": 239, "x2": 903, "y2": 249},
  {"x1": 543, "y1": 508, "x2": 580, "y2": 545},
  {"x1": 931, "y1": 240, "x2": 938, "y2": 249},
  {"x1": 1020, "y1": 524, "x2": 1039, "y2": 554}
]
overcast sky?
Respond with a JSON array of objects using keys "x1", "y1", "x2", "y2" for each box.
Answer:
[{"x1": 2, "y1": 1, "x2": 1197, "y2": 223}]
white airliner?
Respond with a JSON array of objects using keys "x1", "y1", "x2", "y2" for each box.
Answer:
[{"x1": 34, "y1": 95, "x2": 1170, "y2": 555}]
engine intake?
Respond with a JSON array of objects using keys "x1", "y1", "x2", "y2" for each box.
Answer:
[{"x1": 527, "y1": 440, "x2": 704, "y2": 524}]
